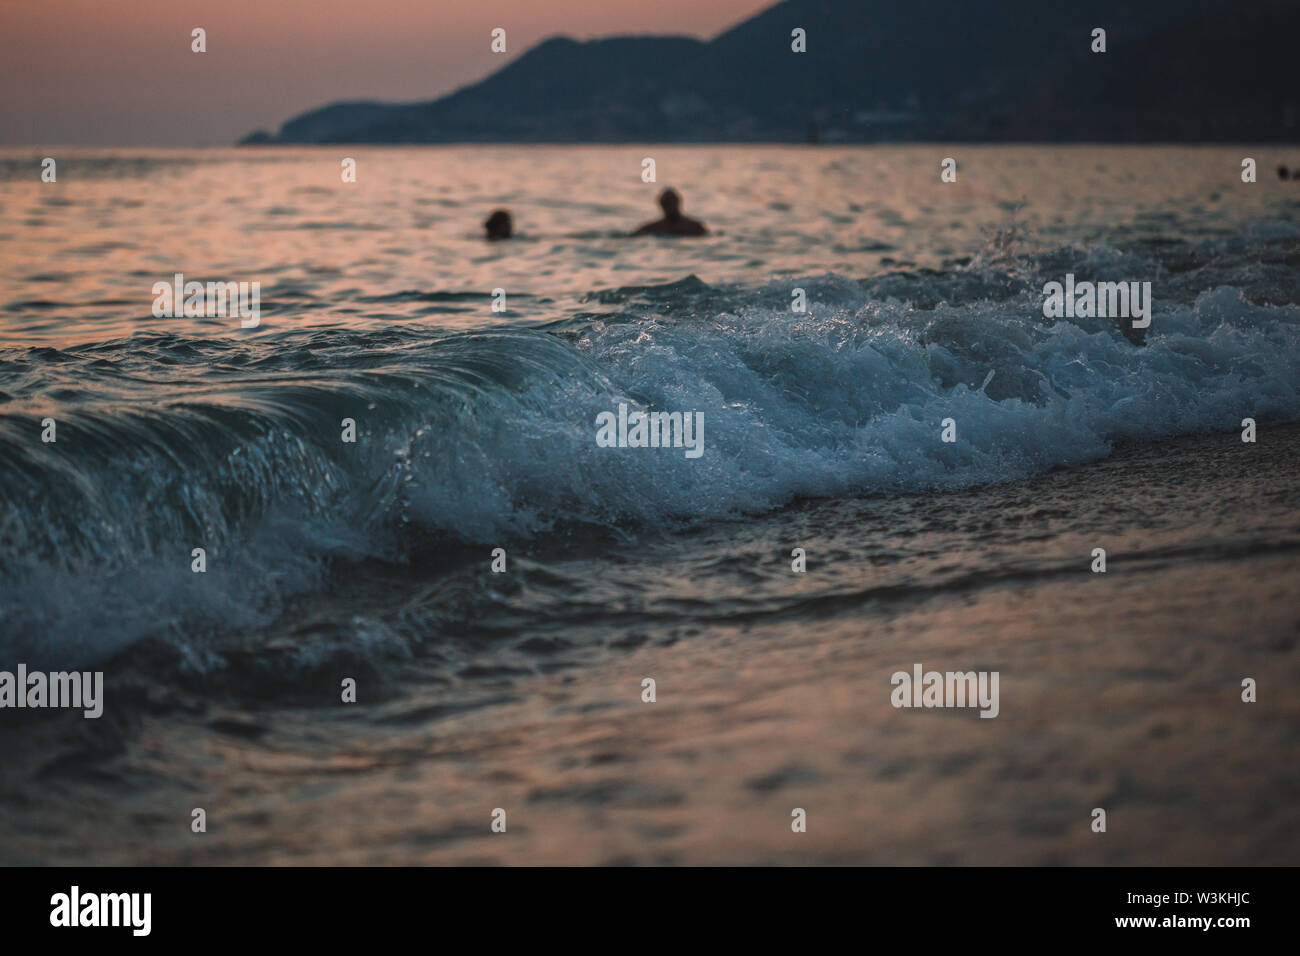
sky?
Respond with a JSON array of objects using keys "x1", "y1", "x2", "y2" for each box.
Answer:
[{"x1": 0, "y1": 0, "x2": 773, "y2": 147}]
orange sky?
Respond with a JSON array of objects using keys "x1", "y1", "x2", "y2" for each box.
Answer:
[{"x1": 0, "y1": 0, "x2": 772, "y2": 146}]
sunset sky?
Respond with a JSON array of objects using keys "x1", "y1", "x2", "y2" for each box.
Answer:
[{"x1": 0, "y1": 0, "x2": 771, "y2": 146}]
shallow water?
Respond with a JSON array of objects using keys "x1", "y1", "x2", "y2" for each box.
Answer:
[
  {"x1": 0, "y1": 146, "x2": 1298, "y2": 864},
  {"x1": 4, "y1": 426, "x2": 1298, "y2": 865}
]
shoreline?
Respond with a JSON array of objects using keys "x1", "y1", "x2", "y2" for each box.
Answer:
[{"x1": 2, "y1": 423, "x2": 1296, "y2": 865}]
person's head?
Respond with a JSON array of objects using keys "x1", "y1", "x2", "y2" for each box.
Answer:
[
  {"x1": 658, "y1": 188, "x2": 682, "y2": 219},
  {"x1": 1279, "y1": 166, "x2": 1290, "y2": 181},
  {"x1": 485, "y1": 209, "x2": 513, "y2": 240}
]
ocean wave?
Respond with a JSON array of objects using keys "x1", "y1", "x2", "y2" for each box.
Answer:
[{"x1": 1, "y1": 228, "x2": 1298, "y2": 663}]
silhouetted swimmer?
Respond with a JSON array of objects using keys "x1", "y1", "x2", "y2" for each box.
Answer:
[
  {"x1": 485, "y1": 209, "x2": 513, "y2": 240},
  {"x1": 1279, "y1": 166, "x2": 1290, "y2": 181},
  {"x1": 633, "y1": 188, "x2": 707, "y2": 237}
]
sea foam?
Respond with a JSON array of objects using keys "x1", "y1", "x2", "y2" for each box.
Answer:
[{"x1": 2, "y1": 230, "x2": 1298, "y2": 663}]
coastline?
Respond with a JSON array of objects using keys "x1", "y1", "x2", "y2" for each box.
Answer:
[{"x1": 3, "y1": 423, "x2": 1296, "y2": 865}]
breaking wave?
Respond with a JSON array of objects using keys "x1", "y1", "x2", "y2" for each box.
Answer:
[{"x1": 2, "y1": 227, "x2": 1298, "y2": 664}]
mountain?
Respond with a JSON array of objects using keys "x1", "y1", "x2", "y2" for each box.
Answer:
[{"x1": 241, "y1": 0, "x2": 1300, "y2": 144}]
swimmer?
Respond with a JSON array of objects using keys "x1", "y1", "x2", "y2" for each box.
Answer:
[
  {"x1": 633, "y1": 188, "x2": 707, "y2": 237},
  {"x1": 485, "y1": 209, "x2": 513, "y2": 240}
]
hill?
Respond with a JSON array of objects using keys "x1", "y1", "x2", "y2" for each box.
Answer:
[{"x1": 241, "y1": 0, "x2": 1300, "y2": 144}]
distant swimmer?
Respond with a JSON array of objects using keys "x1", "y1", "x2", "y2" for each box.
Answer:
[
  {"x1": 485, "y1": 209, "x2": 513, "y2": 240},
  {"x1": 633, "y1": 188, "x2": 707, "y2": 237}
]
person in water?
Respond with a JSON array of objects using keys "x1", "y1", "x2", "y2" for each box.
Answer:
[
  {"x1": 633, "y1": 188, "x2": 707, "y2": 236},
  {"x1": 484, "y1": 209, "x2": 513, "y2": 240}
]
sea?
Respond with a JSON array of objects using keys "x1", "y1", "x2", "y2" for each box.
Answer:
[{"x1": 1, "y1": 145, "x2": 1298, "y2": 864}]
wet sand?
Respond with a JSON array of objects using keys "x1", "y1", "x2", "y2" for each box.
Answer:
[{"x1": 4, "y1": 425, "x2": 1297, "y2": 865}]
